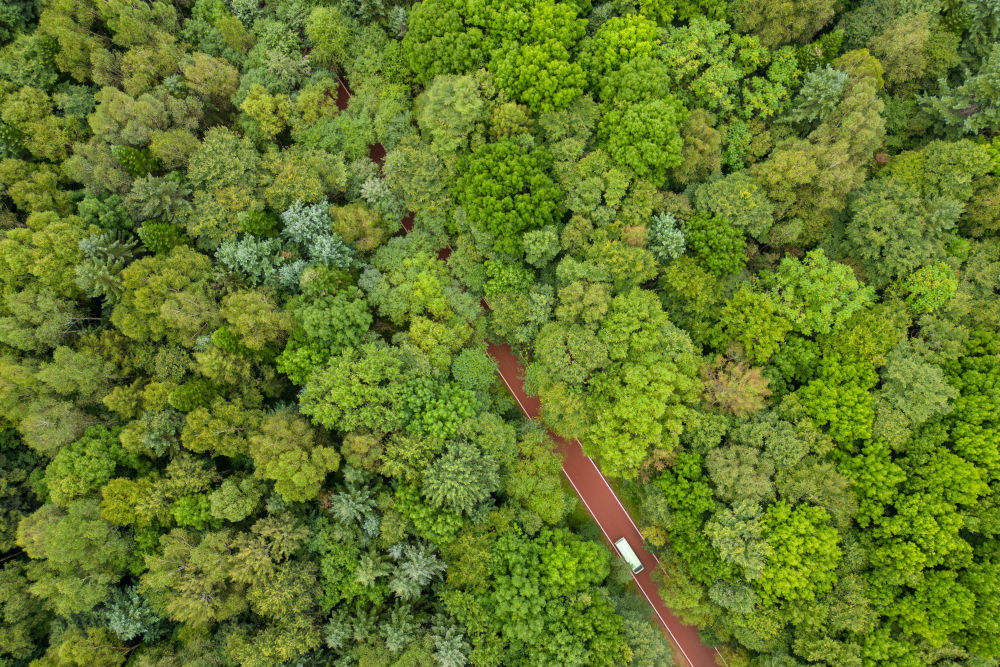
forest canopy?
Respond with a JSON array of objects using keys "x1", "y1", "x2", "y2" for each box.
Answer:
[{"x1": 1, "y1": 0, "x2": 999, "y2": 664}]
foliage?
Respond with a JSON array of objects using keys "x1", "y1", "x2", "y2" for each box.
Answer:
[
  {"x1": 3, "y1": 0, "x2": 1000, "y2": 664},
  {"x1": 597, "y1": 96, "x2": 687, "y2": 188},
  {"x1": 449, "y1": 527, "x2": 632, "y2": 664},
  {"x1": 661, "y1": 18, "x2": 798, "y2": 122},
  {"x1": 683, "y1": 212, "x2": 746, "y2": 275},
  {"x1": 43, "y1": 426, "x2": 122, "y2": 507},
  {"x1": 730, "y1": 0, "x2": 836, "y2": 48},
  {"x1": 248, "y1": 409, "x2": 341, "y2": 502},
  {"x1": 530, "y1": 287, "x2": 702, "y2": 478},
  {"x1": 761, "y1": 250, "x2": 874, "y2": 337},
  {"x1": 647, "y1": 212, "x2": 686, "y2": 263},
  {"x1": 453, "y1": 136, "x2": 564, "y2": 257},
  {"x1": 785, "y1": 65, "x2": 848, "y2": 125},
  {"x1": 843, "y1": 139, "x2": 992, "y2": 287},
  {"x1": 750, "y1": 49, "x2": 886, "y2": 243}
]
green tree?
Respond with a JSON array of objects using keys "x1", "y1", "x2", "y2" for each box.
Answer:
[
  {"x1": 647, "y1": 213, "x2": 686, "y2": 263},
  {"x1": 750, "y1": 49, "x2": 885, "y2": 243},
  {"x1": 0, "y1": 210, "x2": 89, "y2": 297},
  {"x1": 597, "y1": 97, "x2": 687, "y2": 188},
  {"x1": 279, "y1": 279, "x2": 373, "y2": 385},
  {"x1": 184, "y1": 126, "x2": 265, "y2": 247},
  {"x1": 402, "y1": 0, "x2": 491, "y2": 84},
  {"x1": 0, "y1": 287, "x2": 76, "y2": 353},
  {"x1": 43, "y1": 426, "x2": 122, "y2": 507},
  {"x1": 506, "y1": 425, "x2": 571, "y2": 526},
  {"x1": 492, "y1": 40, "x2": 586, "y2": 113},
  {"x1": 453, "y1": 136, "x2": 564, "y2": 257},
  {"x1": 181, "y1": 397, "x2": 262, "y2": 458},
  {"x1": 532, "y1": 288, "x2": 702, "y2": 478},
  {"x1": 660, "y1": 18, "x2": 795, "y2": 122},
  {"x1": 17, "y1": 500, "x2": 128, "y2": 615},
  {"x1": 422, "y1": 439, "x2": 500, "y2": 514},
  {"x1": 731, "y1": 0, "x2": 836, "y2": 47},
  {"x1": 578, "y1": 15, "x2": 660, "y2": 86},
  {"x1": 898, "y1": 262, "x2": 958, "y2": 315},
  {"x1": 0, "y1": 426, "x2": 41, "y2": 552},
  {"x1": 452, "y1": 528, "x2": 631, "y2": 665},
  {"x1": 219, "y1": 289, "x2": 291, "y2": 353},
  {"x1": 305, "y1": 6, "x2": 352, "y2": 71},
  {"x1": 247, "y1": 408, "x2": 340, "y2": 502},
  {"x1": 797, "y1": 357, "x2": 877, "y2": 444},
  {"x1": 874, "y1": 342, "x2": 957, "y2": 445},
  {"x1": 673, "y1": 109, "x2": 723, "y2": 186},
  {"x1": 844, "y1": 177, "x2": 960, "y2": 287},
  {"x1": 844, "y1": 140, "x2": 991, "y2": 286},
  {"x1": 140, "y1": 528, "x2": 247, "y2": 627},
  {"x1": 711, "y1": 285, "x2": 792, "y2": 363},
  {"x1": 31, "y1": 626, "x2": 125, "y2": 667},
  {"x1": 0, "y1": 562, "x2": 50, "y2": 663},
  {"x1": 299, "y1": 342, "x2": 411, "y2": 434},
  {"x1": 0, "y1": 0, "x2": 34, "y2": 44},
  {"x1": 415, "y1": 74, "x2": 486, "y2": 153},
  {"x1": 925, "y1": 42, "x2": 1000, "y2": 135},
  {"x1": 683, "y1": 212, "x2": 746, "y2": 275},
  {"x1": 761, "y1": 250, "x2": 874, "y2": 337},
  {"x1": 102, "y1": 586, "x2": 164, "y2": 642},
  {"x1": 111, "y1": 245, "x2": 219, "y2": 347},
  {"x1": 209, "y1": 475, "x2": 265, "y2": 523},
  {"x1": 705, "y1": 500, "x2": 769, "y2": 579},
  {"x1": 756, "y1": 501, "x2": 841, "y2": 605}
]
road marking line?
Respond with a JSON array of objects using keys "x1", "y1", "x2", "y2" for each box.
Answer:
[
  {"x1": 495, "y1": 353, "x2": 668, "y2": 575},
  {"x1": 573, "y1": 441, "x2": 659, "y2": 564},
  {"x1": 493, "y1": 360, "x2": 535, "y2": 418},
  {"x1": 489, "y1": 346, "x2": 654, "y2": 556},
  {"x1": 562, "y1": 466, "x2": 695, "y2": 667},
  {"x1": 492, "y1": 350, "x2": 660, "y2": 564}
]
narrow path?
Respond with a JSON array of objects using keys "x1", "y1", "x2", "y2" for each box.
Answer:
[
  {"x1": 336, "y1": 79, "x2": 719, "y2": 666},
  {"x1": 489, "y1": 342, "x2": 719, "y2": 667}
]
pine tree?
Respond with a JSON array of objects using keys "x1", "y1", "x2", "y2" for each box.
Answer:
[
  {"x1": 102, "y1": 586, "x2": 164, "y2": 642},
  {"x1": 785, "y1": 66, "x2": 848, "y2": 126},
  {"x1": 647, "y1": 213, "x2": 686, "y2": 264}
]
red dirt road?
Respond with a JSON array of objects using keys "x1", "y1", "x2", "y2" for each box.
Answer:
[{"x1": 488, "y1": 342, "x2": 719, "y2": 667}]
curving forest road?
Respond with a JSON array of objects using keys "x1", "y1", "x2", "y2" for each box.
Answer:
[{"x1": 337, "y1": 79, "x2": 719, "y2": 666}]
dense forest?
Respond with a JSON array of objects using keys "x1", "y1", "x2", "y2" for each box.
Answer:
[{"x1": 1, "y1": 0, "x2": 999, "y2": 664}]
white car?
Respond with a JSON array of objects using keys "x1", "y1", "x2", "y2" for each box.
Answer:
[{"x1": 614, "y1": 537, "x2": 644, "y2": 574}]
